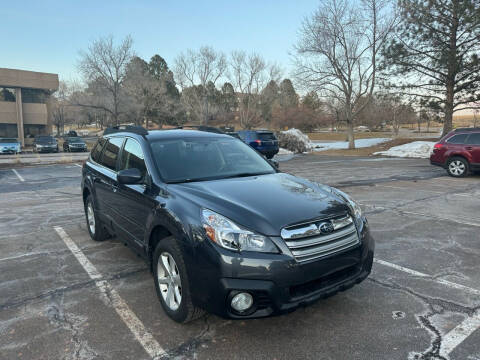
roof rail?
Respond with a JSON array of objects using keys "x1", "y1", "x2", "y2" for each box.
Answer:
[
  {"x1": 103, "y1": 125, "x2": 148, "y2": 136},
  {"x1": 176, "y1": 125, "x2": 226, "y2": 134},
  {"x1": 453, "y1": 127, "x2": 480, "y2": 132}
]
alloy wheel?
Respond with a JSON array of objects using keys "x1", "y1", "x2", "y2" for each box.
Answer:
[
  {"x1": 449, "y1": 160, "x2": 465, "y2": 176},
  {"x1": 87, "y1": 202, "x2": 96, "y2": 235},
  {"x1": 157, "y1": 252, "x2": 182, "y2": 311}
]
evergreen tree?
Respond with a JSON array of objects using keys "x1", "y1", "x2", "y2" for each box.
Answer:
[{"x1": 383, "y1": 0, "x2": 480, "y2": 135}]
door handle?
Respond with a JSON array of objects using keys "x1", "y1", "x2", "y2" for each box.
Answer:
[
  {"x1": 465, "y1": 146, "x2": 473, "y2": 151},
  {"x1": 111, "y1": 184, "x2": 119, "y2": 193}
]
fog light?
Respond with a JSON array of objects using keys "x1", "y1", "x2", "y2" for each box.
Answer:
[{"x1": 231, "y1": 292, "x2": 253, "y2": 312}]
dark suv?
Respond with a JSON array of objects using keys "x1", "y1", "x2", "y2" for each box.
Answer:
[
  {"x1": 430, "y1": 128, "x2": 480, "y2": 177},
  {"x1": 81, "y1": 127, "x2": 374, "y2": 323},
  {"x1": 237, "y1": 130, "x2": 279, "y2": 159}
]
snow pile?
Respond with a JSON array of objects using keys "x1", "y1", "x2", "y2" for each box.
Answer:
[
  {"x1": 278, "y1": 128, "x2": 315, "y2": 153},
  {"x1": 278, "y1": 148, "x2": 294, "y2": 155},
  {"x1": 313, "y1": 138, "x2": 390, "y2": 151},
  {"x1": 373, "y1": 141, "x2": 435, "y2": 158}
]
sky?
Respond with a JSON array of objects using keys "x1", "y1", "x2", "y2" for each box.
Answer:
[{"x1": 2, "y1": 0, "x2": 319, "y2": 82}]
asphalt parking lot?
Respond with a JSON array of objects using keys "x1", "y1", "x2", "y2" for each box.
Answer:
[{"x1": 0, "y1": 155, "x2": 479, "y2": 360}]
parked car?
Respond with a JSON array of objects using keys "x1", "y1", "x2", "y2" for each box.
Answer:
[
  {"x1": 430, "y1": 128, "x2": 480, "y2": 177},
  {"x1": 0, "y1": 138, "x2": 21, "y2": 154},
  {"x1": 81, "y1": 128, "x2": 374, "y2": 323},
  {"x1": 63, "y1": 137, "x2": 88, "y2": 152},
  {"x1": 66, "y1": 130, "x2": 78, "y2": 137},
  {"x1": 237, "y1": 130, "x2": 279, "y2": 159},
  {"x1": 34, "y1": 136, "x2": 59, "y2": 153}
]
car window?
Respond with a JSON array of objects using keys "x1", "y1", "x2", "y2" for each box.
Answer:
[
  {"x1": 119, "y1": 138, "x2": 147, "y2": 178},
  {"x1": 257, "y1": 132, "x2": 276, "y2": 141},
  {"x1": 99, "y1": 137, "x2": 124, "y2": 171},
  {"x1": 447, "y1": 134, "x2": 468, "y2": 144},
  {"x1": 466, "y1": 133, "x2": 480, "y2": 145},
  {"x1": 91, "y1": 138, "x2": 106, "y2": 163}
]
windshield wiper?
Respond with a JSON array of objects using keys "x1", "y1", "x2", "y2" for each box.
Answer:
[
  {"x1": 220, "y1": 171, "x2": 272, "y2": 179},
  {"x1": 166, "y1": 172, "x2": 272, "y2": 184}
]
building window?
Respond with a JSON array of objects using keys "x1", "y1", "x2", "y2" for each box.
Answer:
[
  {"x1": 0, "y1": 88, "x2": 16, "y2": 102},
  {"x1": 24, "y1": 125, "x2": 46, "y2": 137},
  {"x1": 0, "y1": 124, "x2": 18, "y2": 138},
  {"x1": 21, "y1": 88, "x2": 49, "y2": 104}
]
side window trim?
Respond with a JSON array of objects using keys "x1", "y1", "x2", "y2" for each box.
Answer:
[
  {"x1": 90, "y1": 138, "x2": 107, "y2": 164},
  {"x1": 465, "y1": 133, "x2": 480, "y2": 145},
  {"x1": 97, "y1": 136, "x2": 125, "y2": 173},
  {"x1": 446, "y1": 133, "x2": 468, "y2": 144},
  {"x1": 119, "y1": 136, "x2": 151, "y2": 180}
]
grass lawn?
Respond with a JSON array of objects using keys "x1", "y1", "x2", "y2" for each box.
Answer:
[
  {"x1": 312, "y1": 137, "x2": 439, "y2": 156},
  {"x1": 308, "y1": 132, "x2": 395, "y2": 141}
]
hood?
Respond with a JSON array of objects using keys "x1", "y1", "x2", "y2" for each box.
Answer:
[
  {"x1": 0, "y1": 142, "x2": 20, "y2": 147},
  {"x1": 168, "y1": 173, "x2": 349, "y2": 236}
]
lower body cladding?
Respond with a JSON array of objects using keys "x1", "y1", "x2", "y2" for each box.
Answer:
[{"x1": 189, "y1": 220, "x2": 374, "y2": 319}]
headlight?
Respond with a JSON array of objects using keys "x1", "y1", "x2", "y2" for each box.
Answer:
[
  {"x1": 202, "y1": 209, "x2": 278, "y2": 253},
  {"x1": 332, "y1": 188, "x2": 362, "y2": 219}
]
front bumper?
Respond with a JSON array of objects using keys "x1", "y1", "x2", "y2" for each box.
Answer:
[
  {"x1": 191, "y1": 218, "x2": 374, "y2": 319},
  {"x1": 36, "y1": 146, "x2": 58, "y2": 153},
  {"x1": 69, "y1": 146, "x2": 87, "y2": 152}
]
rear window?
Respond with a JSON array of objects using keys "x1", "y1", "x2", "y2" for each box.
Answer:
[
  {"x1": 466, "y1": 133, "x2": 480, "y2": 145},
  {"x1": 257, "y1": 132, "x2": 276, "y2": 141},
  {"x1": 447, "y1": 134, "x2": 468, "y2": 144},
  {"x1": 91, "y1": 138, "x2": 106, "y2": 163},
  {"x1": 99, "y1": 137, "x2": 124, "y2": 171}
]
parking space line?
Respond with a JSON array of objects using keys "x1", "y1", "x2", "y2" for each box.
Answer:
[
  {"x1": 375, "y1": 258, "x2": 480, "y2": 356},
  {"x1": 11, "y1": 169, "x2": 24, "y2": 182},
  {"x1": 74, "y1": 163, "x2": 83, "y2": 168},
  {"x1": 374, "y1": 258, "x2": 480, "y2": 296},
  {"x1": 398, "y1": 210, "x2": 480, "y2": 228},
  {"x1": 54, "y1": 226, "x2": 165, "y2": 359},
  {"x1": 440, "y1": 311, "x2": 480, "y2": 357}
]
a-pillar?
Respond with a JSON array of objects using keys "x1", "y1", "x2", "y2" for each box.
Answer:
[{"x1": 15, "y1": 88, "x2": 24, "y2": 147}]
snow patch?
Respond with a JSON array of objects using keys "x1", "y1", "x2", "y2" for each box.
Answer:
[
  {"x1": 373, "y1": 141, "x2": 435, "y2": 158},
  {"x1": 278, "y1": 148, "x2": 294, "y2": 155}
]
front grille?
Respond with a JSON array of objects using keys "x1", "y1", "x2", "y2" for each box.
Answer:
[{"x1": 281, "y1": 214, "x2": 360, "y2": 263}]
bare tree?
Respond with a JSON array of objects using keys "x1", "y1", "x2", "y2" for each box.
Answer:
[
  {"x1": 294, "y1": 0, "x2": 395, "y2": 148},
  {"x1": 229, "y1": 51, "x2": 282, "y2": 129},
  {"x1": 77, "y1": 35, "x2": 134, "y2": 125},
  {"x1": 51, "y1": 81, "x2": 71, "y2": 135},
  {"x1": 174, "y1": 46, "x2": 227, "y2": 124}
]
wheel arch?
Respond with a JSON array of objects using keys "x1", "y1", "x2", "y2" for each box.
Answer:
[
  {"x1": 147, "y1": 225, "x2": 173, "y2": 271},
  {"x1": 447, "y1": 154, "x2": 470, "y2": 164}
]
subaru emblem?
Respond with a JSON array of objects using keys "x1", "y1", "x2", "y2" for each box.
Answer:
[{"x1": 318, "y1": 222, "x2": 334, "y2": 234}]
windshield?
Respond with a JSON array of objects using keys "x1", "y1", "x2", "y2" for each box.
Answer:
[
  {"x1": 0, "y1": 138, "x2": 18, "y2": 143},
  {"x1": 257, "y1": 132, "x2": 276, "y2": 141},
  {"x1": 150, "y1": 137, "x2": 276, "y2": 183},
  {"x1": 67, "y1": 137, "x2": 84, "y2": 143},
  {"x1": 36, "y1": 136, "x2": 56, "y2": 143}
]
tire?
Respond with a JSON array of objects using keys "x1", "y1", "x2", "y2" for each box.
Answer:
[
  {"x1": 153, "y1": 236, "x2": 204, "y2": 323},
  {"x1": 446, "y1": 157, "x2": 469, "y2": 177},
  {"x1": 84, "y1": 194, "x2": 108, "y2": 241}
]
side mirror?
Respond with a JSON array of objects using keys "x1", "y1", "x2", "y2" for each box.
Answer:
[
  {"x1": 269, "y1": 159, "x2": 279, "y2": 170},
  {"x1": 117, "y1": 168, "x2": 143, "y2": 184}
]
